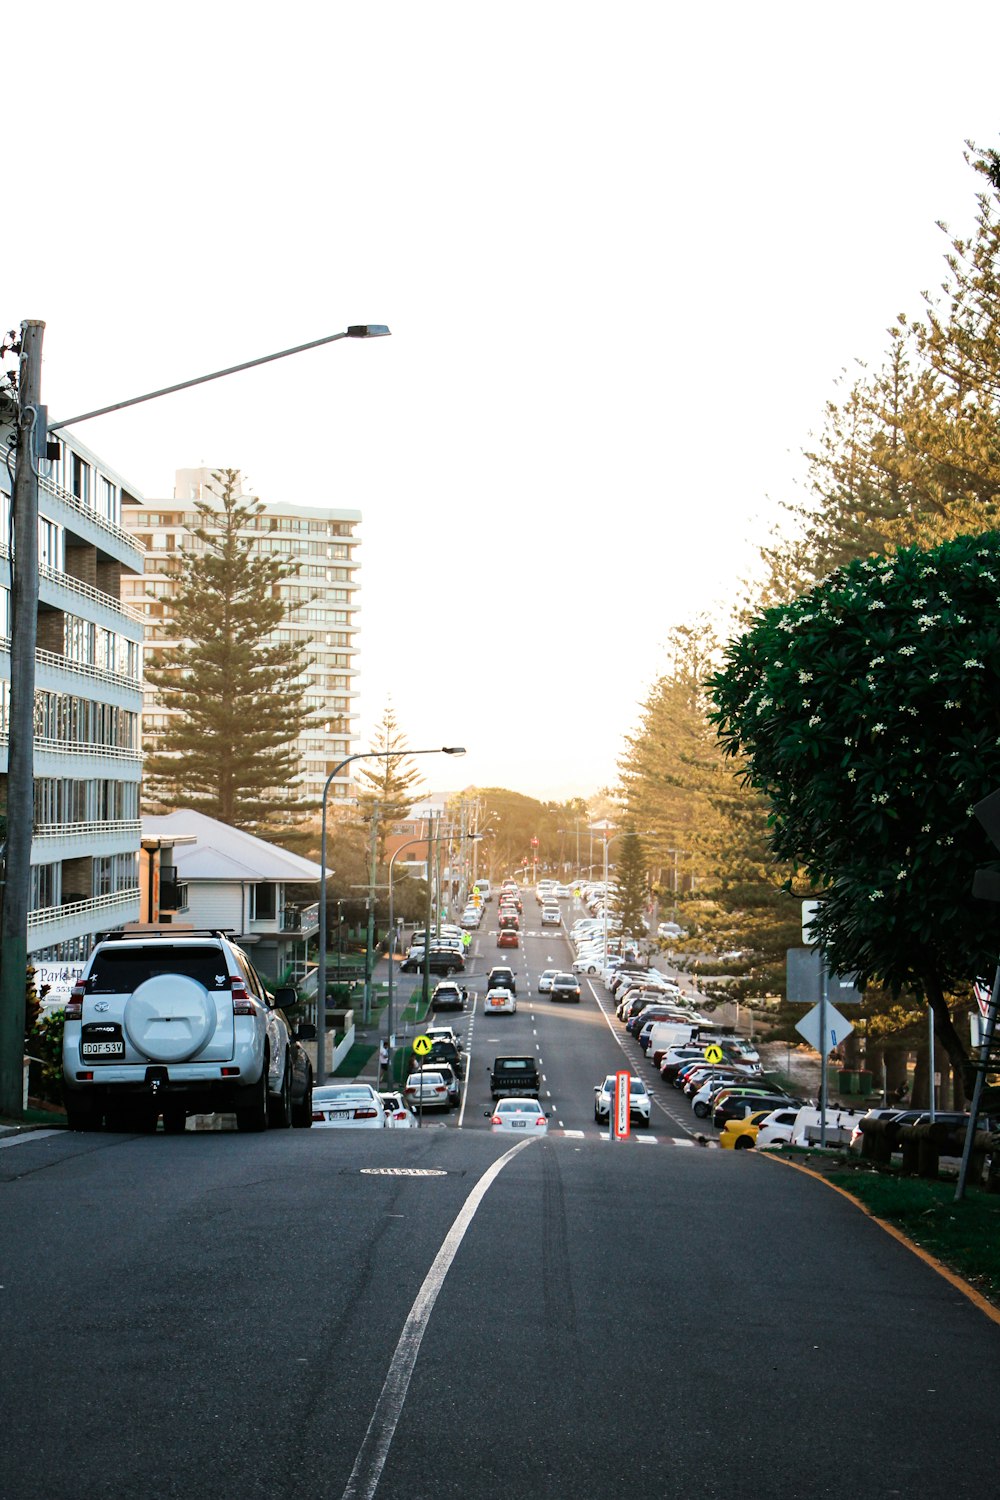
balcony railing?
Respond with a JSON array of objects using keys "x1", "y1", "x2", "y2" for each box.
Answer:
[
  {"x1": 280, "y1": 902, "x2": 320, "y2": 932},
  {"x1": 0, "y1": 633, "x2": 142, "y2": 692},
  {"x1": 0, "y1": 732, "x2": 142, "y2": 763},
  {"x1": 28, "y1": 887, "x2": 141, "y2": 931},
  {"x1": 38, "y1": 560, "x2": 144, "y2": 625},
  {"x1": 34, "y1": 819, "x2": 142, "y2": 841},
  {"x1": 38, "y1": 475, "x2": 146, "y2": 556}
]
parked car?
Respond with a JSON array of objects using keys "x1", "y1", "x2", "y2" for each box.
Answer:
[
  {"x1": 400, "y1": 947, "x2": 466, "y2": 975},
  {"x1": 312, "y1": 1083, "x2": 386, "y2": 1128},
  {"x1": 62, "y1": 930, "x2": 315, "y2": 1134},
  {"x1": 549, "y1": 972, "x2": 582, "y2": 1003},
  {"x1": 594, "y1": 1073, "x2": 651, "y2": 1127},
  {"x1": 424, "y1": 1024, "x2": 464, "y2": 1051},
  {"x1": 719, "y1": 1109, "x2": 775, "y2": 1149},
  {"x1": 380, "y1": 1090, "x2": 416, "y2": 1128},
  {"x1": 422, "y1": 1039, "x2": 466, "y2": 1079},
  {"x1": 713, "y1": 1091, "x2": 797, "y2": 1131},
  {"x1": 486, "y1": 1097, "x2": 549, "y2": 1133},
  {"x1": 404, "y1": 1071, "x2": 451, "y2": 1111}
]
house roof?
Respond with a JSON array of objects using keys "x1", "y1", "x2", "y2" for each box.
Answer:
[{"x1": 142, "y1": 810, "x2": 326, "y2": 883}]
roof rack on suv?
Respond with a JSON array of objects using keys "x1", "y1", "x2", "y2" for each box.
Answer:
[{"x1": 94, "y1": 929, "x2": 237, "y2": 942}]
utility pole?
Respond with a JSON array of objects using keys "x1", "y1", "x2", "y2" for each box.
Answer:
[
  {"x1": 362, "y1": 808, "x2": 379, "y2": 1025},
  {"x1": 421, "y1": 813, "x2": 436, "y2": 1012},
  {"x1": 0, "y1": 321, "x2": 44, "y2": 1118}
]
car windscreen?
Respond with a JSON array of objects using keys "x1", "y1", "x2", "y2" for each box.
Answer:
[{"x1": 85, "y1": 945, "x2": 231, "y2": 994}]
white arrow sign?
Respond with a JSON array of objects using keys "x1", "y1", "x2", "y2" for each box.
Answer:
[{"x1": 795, "y1": 1001, "x2": 854, "y2": 1055}]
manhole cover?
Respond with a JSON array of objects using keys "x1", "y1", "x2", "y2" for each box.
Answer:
[{"x1": 360, "y1": 1167, "x2": 447, "y2": 1177}]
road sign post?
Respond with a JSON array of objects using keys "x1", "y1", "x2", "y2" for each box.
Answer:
[
  {"x1": 413, "y1": 1033, "x2": 433, "y2": 1130},
  {"x1": 614, "y1": 1070, "x2": 630, "y2": 1142}
]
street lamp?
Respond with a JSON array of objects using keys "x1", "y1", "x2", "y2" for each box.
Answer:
[
  {"x1": 385, "y1": 834, "x2": 432, "y2": 1069},
  {"x1": 314, "y1": 745, "x2": 465, "y2": 1086},
  {"x1": 0, "y1": 319, "x2": 391, "y2": 1119}
]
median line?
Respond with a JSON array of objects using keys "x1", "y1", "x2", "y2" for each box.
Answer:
[{"x1": 339, "y1": 1136, "x2": 537, "y2": 1500}]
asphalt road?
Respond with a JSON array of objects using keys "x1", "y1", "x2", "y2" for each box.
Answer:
[
  {"x1": 4, "y1": 900, "x2": 1000, "y2": 1499},
  {"x1": 413, "y1": 899, "x2": 695, "y2": 1139}
]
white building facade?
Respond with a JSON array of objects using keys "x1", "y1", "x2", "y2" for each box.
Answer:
[
  {"x1": 0, "y1": 423, "x2": 146, "y2": 963},
  {"x1": 121, "y1": 468, "x2": 360, "y2": 806}
]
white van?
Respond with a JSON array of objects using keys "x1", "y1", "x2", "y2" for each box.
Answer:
[
  {"x1": 473, "y1": 879, "x2": 492, "y2": 903},
  {"x1": 645, "y1": 1021, "x2": 697, "y2": 1059}
]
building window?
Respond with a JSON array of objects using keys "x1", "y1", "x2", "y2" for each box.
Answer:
[
  {"x1": 250, "y1": 884, "x2": 277, "y2": 921},
  {"x1": 71, "y1": 455, "x2": 91, "y2": 505}
]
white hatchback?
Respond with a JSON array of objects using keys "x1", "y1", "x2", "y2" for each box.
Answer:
[{"x1": 485, "y1": 987, "x2": 517, "y2": 1014}]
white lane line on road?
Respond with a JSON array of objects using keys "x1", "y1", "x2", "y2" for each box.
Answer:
[
  {"x1": 456, "y1": 995, "x2": 478, "y2": 1130},
  {"x1": 340, "y1": 1136, "x2": 537, "y2": 1500}
]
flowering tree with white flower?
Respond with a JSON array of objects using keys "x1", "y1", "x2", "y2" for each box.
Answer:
[{"x1": 710, "y1": 531, "x2": 1000, "y2": 1083}]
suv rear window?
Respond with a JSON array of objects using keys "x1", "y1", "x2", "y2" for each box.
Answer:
[{"x1": 85, "y1": 946, "x2": 231, "y2": 994}]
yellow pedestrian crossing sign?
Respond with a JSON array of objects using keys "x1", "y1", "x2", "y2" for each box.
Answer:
[
  {"x1": 703, "y1": 1043, "x2": 724, "y2": 1064},
  {"x1": 413, "y1": 1034, "x2": 433, "y2": 1057}
]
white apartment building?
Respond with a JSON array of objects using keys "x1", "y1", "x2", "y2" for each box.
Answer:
[
  {"x1": 121, "y1": 468, "x2": 360, "y2": 805},
  {"x1": 0, "y1": 422, "x2": 146, "y2": 966}
]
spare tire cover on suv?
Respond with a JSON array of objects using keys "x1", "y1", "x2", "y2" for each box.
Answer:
[{"x1": 124, "y1": 974, "x2": 217, "y2": 1062}]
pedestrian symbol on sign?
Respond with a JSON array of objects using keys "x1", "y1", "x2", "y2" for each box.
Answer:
[{"x1": 703, "y1": 1043, "x2": 724, "y2": 1064}]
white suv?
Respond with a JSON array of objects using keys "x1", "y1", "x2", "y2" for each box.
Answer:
[{"x1": 62, "y1": 931, "x2": 315, "y2": 1134}]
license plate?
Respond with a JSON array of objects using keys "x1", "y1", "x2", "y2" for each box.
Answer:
[
  {"x1": 81, "y1": 1022, "x2": 125, "y2": 1060},
  {"x1": 330, "y1": 1109, "x2": 351, "y2": 1119},
  {"x1": 511, "y1": 1119, "x2": 526, "y2": 1127}
]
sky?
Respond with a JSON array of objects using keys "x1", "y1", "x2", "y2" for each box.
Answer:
[{"x1": 8, "y1": 1, "x2": 1000, "y2": 802}]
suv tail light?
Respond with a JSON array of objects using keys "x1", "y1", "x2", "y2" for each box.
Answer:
[
  {"x1": 231, "y1": 976, "x2": 255, "y2": 1016},
  {"x1": 65, "y1": 983, "x2": 86, "y2": 1021}
]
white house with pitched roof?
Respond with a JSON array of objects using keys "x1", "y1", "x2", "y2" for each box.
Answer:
[{"x1": 139, "y1": 810, "x2": 327, "y2": 989}]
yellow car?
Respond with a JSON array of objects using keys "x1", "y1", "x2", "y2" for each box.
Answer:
[{"x1": 719, "y1": 1109, "x2": 773, "y2": 1150}]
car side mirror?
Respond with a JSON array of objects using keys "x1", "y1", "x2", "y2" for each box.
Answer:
[
  {"x1": 484, "y1": 1109, "x2": 492, "y2": 1118},
  {"x1": 273, "y1": 986, "x2": 298, "y2": 1008}
]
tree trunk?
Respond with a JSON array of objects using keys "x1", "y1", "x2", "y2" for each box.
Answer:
[
  {"x1": 922, "y1": 969, "x2": 972, "y2": 1092},
  {"x1": 911, "y1": 1045, "x2": 929, "y2": 1109},
  {"x1": 883, "y1": 1045, "x2": 909, "y2": 1102}
]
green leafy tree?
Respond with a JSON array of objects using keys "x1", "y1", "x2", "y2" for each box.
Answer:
[
  {"x1": 143, "y1": 470, "x2": 316, "y2": 841},
  {"x1": 710, "y1": 531, "x2": 1000, "y2": 1082}
]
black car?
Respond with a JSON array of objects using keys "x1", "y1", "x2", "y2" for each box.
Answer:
[
  {"x1": 487, "y1": 966, "x2": 517, "y2": 995},
  {"x1": 549, "y1": 972, "x2": 581, "y2": 1003},
  {"x1": 401, "y1": 947, "x2": 466, "y2": 976},
  {"x1": 424, "y1": 1039, "x2": 466, "y2": 1079}
]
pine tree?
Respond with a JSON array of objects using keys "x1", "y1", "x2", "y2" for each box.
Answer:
[
  {"x1": 354, "y1": 703, "x2": 425, "y2": 865},
  {"x1": 142, "y1": 469, "x2": 316, "y2": 840},
  {"x1": 610, "y1": 831, "x2": 648, "y2": 942}
]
